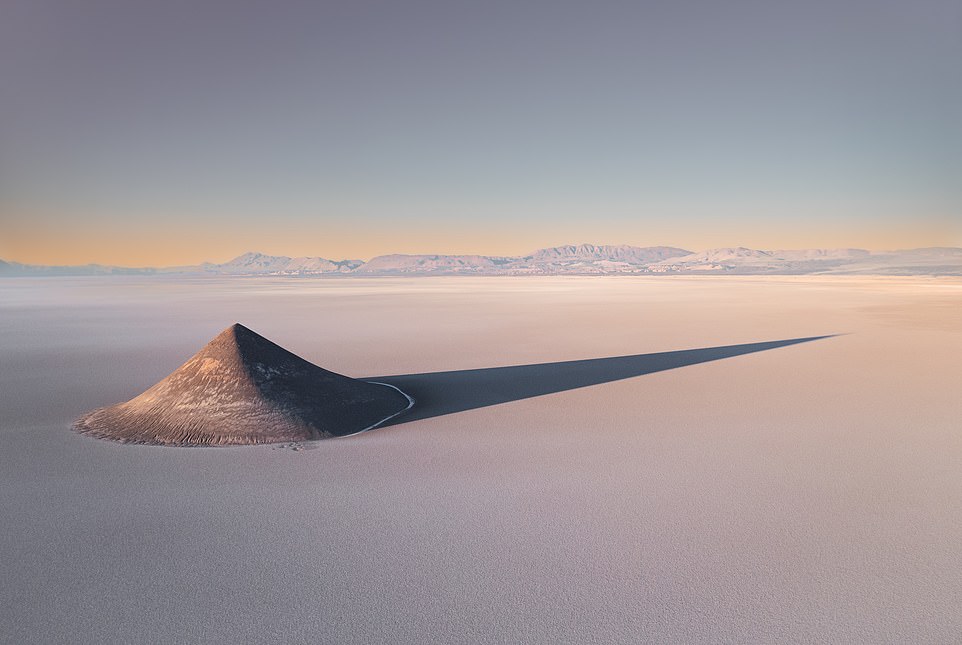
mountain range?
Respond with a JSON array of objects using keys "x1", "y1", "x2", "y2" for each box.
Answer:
[{"x1": 3, "y1": 244, "x2": 962, "y2": 277}]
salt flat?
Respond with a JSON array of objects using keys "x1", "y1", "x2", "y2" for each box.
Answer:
[{"x1": 1, "y1": 275, "x2": 961, "y2": 644}]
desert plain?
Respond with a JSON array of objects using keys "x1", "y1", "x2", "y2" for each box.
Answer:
[{"x1": 1, "y1": 274, "x2": 961, "y2": 643}]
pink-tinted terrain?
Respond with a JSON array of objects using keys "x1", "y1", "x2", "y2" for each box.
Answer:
[{"x1": 1, "y1": 275, "x2": 961, "y2": 643}]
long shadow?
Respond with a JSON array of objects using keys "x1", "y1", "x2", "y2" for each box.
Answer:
[{"x1": 368, "y1": 336, "x2": 834, "y2": 426}]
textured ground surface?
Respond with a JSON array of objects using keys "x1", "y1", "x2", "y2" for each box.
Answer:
[{"x1": 1, "y1": 275, "x2": 961, "y2": 644}]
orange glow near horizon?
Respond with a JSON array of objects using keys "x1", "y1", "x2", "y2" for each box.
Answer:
[{"x1": 3, "y1": 208, "x2": 958, "y2": 267}]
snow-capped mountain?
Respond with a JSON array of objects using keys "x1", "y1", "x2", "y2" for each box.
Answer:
[
  {"x1": 354, "y1": 254, "x2": 510, "y2": 274},
  {"x1": 666, "y1": 247, "x2": 774, "y2": 263},
  {"x1": 3, "y1": 245, "x2": 961, "y2": 277},
  {"x1": 653, "y1": 247, "x2": 882, "y2": 273},
  {"x1": 199, "y1": 252, "x2": 362, "y2": 274},
  {"x1": 769, "y1": 248, "x2": 871, "y2": 260},
  {"x1": 525, "y1": 244, "x2": 691, "y2": 264}
]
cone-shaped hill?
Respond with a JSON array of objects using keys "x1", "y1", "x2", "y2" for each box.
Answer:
[{"x1": 75, "y1": 323, "x2": 412, "y2": 446}]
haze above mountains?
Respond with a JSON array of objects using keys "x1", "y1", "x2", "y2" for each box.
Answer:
[{"x1": 3, "y1": 244, "x2": 962, "y2": 277}]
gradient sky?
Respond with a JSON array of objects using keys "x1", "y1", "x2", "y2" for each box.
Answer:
[{"x1": 2, "y1": 0, "x2": 960, "y2": 265}]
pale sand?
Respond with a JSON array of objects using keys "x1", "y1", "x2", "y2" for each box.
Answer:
[{"x1": 1, "y1": 275, "x2": 961, "y2": 643}]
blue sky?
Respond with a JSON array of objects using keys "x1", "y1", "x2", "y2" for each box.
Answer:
[{"x1": 2, "y1": 0, "x2": 960, "y2": 264}]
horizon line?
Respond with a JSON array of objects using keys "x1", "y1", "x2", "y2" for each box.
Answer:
[{"x1": 5, "y1": 242, "x2": 962, "y2": 270}]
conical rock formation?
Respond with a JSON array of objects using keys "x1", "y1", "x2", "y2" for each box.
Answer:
[{"x1": 75, "y1": 323, "x2": 411, "y2": 445}]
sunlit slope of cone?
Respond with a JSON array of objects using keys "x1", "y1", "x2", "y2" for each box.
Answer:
[{"x1": 75, "y1": 324, "x2": 410, "y2": 445}]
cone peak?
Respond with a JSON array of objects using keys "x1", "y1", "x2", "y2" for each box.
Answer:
[
  {"x1": 202, "y1": 323, "x2": 280, "y2": 359},
  {"x1": 216, "y1": 322, "x2": 257, "y2": 342}
]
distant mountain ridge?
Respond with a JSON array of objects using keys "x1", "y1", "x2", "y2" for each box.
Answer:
[
  {"x1": 198, "y1": 251, "x2": 363, "y2": 274},
  {"x1": 527, "y1": 244, "x2": 691, "y2": 263},
  {"x1": 3, "y1": 244, "x2": 962, "y2": 276},
  {"x1": 355, "y1": 254, "x2": 511, "y2": 274}
]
